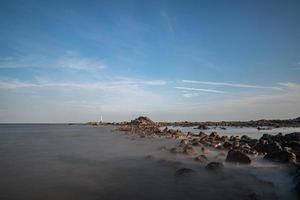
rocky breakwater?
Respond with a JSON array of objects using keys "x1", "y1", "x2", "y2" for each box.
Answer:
[{"x1": 169, "y1": 130, "x2": 300, "y2": 196}]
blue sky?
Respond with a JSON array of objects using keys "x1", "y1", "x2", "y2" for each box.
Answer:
[{"x1": 0, "y1": 0, "x2": 300, "y2": 122}]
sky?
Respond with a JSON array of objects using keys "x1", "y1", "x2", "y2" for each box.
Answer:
[{"x1": 0, "y1": 0, "x2": 300, "y2": 122}]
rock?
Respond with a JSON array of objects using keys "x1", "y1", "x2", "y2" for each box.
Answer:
[
  {"x1": 191, "y1": 138, "x2": 200, "y2": 146},
  {"x1": 284, "y1": 132, "x2": 300, "y2": 142},
  {"x1": 130, "y1": 116, "x2": 155, "y2": 125},
  {"x1": 162, "y1": 127, "x2": 168, "y2": 132},
  {"x1": 175, "y1": 168, "x2": 195, "y2": 176},
  {"x1": 225, "y1": 150, "x2": 251, "y2": 164},
  {"x1": 247, "y1": 192, "x2": 260, "y2": 200},
  {"x1": 197, "y1": 124, "x2": 209, "y2": 130},
  {"x1": 209, "y1": 132, "x2": 218, "y2": 138},
  {"x1": 264, "y1": 150, "x2": 296, "y2": 164},
  {"x1": 170, "y1": 146, "x2": 184, "y2": 153},
  {"x1": 184, "y1": 145, "x2": 195, "y2": 155},
  {"x1": 262, "y1": 142, "x2": 283, "y2": 154},
  {"x1": 296, "y1": 182, "x2": 300, "y2": 197},
  {"x1": 198, "y1": 131, "x2": 208, "y2": 141},
  {"x1": 241, "y1": 135, "x2": 252, "y2": 143},
  {"x1": 205, "y1": 162, "x2": 224, "y2": 171},
  {"x1": 229, "y1": 135, "x2": 240, "y2": 142},
  {"x1": 194, "y1": 155, "x2": 208, "y2": 163},
  {"x1": 223, "y1": 141, "x2": 232, "y2": 148},
  {"x1": 158, "y1": 159, "x2": 182, "y2": 168},
  {"x1": 220, "y1": 135, "x2": 229, "y2": 142},
  {"x1": 180, "y1": 139, "x2": 189, "y2": 146}
]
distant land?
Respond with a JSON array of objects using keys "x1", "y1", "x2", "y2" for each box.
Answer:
[{"x1": 85, "y1": 116, "x2": 300, "y2": 127}]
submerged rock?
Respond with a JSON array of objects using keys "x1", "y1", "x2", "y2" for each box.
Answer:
[
  {"x1": 194, "y1": 155, "x2": 208, "y2": 163},
  {"x1": 225, "y1": 150, "x2": 251, "y2": 164},
  {"x1": 205, "y1": 162, "x2": 223, "y2": 171},
  {"x1": 175, "y1": 168, "x2": 195, "y2": 176},
  {"x1": 264, "y1": 150, "x2": 296, "y2": 164},
  {"x1": 183, "y1": 145, "x2": 195, "y2": 155},
  {"x1": 170, "y1": 146, "x2": 184, "y2": 153}
]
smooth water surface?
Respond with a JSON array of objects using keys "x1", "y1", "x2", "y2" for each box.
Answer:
[{"x1": 0, "y1": 124, "x2": 297, "y2": 200}]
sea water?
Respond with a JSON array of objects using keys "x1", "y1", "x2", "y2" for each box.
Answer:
[{"x1": 0, "y1": 124, "x2": 297, "y2": 200}]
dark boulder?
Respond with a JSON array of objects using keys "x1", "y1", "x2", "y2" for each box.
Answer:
[
  {"x1": 205, "y1": 162, "x2": 223, "y2": 171},
  {"x1": 223, "y1": 141, "x2": 232, "y2": 149},
  {"x1": 264, "y1": 150, "x2": 296, "y2": 164},
  {"x1": 262, "y1": 142, "x2": 283, "y2": 154},
  {"x1": 285, "y1": 132, "x2": 300, "y2": 142},
  {"x1": 225, "y1": 150, "x2": 251, "y2": 164}
]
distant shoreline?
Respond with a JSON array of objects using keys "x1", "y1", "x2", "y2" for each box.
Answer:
[{"x1": 86, "y1": 116, "x2": 300, "y2": 127}]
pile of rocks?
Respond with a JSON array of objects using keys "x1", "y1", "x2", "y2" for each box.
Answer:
[
  {"x1": 170, "y1": 131, "x2": 300, "y2": 165},
  {"x1": 116, "y1": 116, "x2": 161, "y2": 137}
]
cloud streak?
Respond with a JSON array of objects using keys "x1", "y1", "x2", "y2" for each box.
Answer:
[
  {"x1": 0, "y1": 52, "x2": 106, "y2": 71},
  {"x1": 174, "y1": 86, "x2": 225, "y2": 94},
  {"x1": 183, "y1": 80, "x2": 282, "y2": 90}
]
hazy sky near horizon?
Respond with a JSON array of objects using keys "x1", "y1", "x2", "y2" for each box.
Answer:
[{"x1": 0, "y1": 0, "x2": 300, "y2": 122}]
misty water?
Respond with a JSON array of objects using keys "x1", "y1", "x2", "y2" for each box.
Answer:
[{"x1": 0, "y1": 124, "x2": 298, "y2": 200}]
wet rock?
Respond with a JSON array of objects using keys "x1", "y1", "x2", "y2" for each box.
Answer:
[
  {"x1": 247, "y1": 192, "x2": 260, "y2": 200},
  {"x1": 158, "y1": 159, "x2": 182, "y2": 168},
  {"x1": 229, "y1": 135, "x2": 240, "y2": 142},
  {"x1": 205, "y1": 162, "x2": 224, "y2": 171},
  {"x1": 209, "y1": 132, "x2": 218, "y2": 138},
  {"x1": 201, "y1": 147, "x2": 205, "y2": 153},
  {"x1": 180, "y1": 139, "x2": 189, "y2": 146},
  {"x1": 225, "y1": 150, "x2": 251, "y2": 164},
  {"x1": 191, "y1": 138, "x2": 200, "y2": 146},
  {"x1": 198, "y1": 132, "x2": 208, "y2": 141},
  {"x1": 162, "y1": 127, "x2": 168, "y2": 133},
  {"x1": 264, "y1": 150, "x2": 296, "y2": 164},
  {"x1": 197, "y1": 124, "x2": 209, "y2": 130},
  {"x1": 194, "y1": 154, "x2": 208, "y2": 163},
  {"x1": 262, "y1": 142, "x2": 283, "y2": 154},
  {"x1": 241, "y1": 135, "x2": 252, "y2": 143},
  {"x1": 220, "y1": 135, "x2": 229, "y2": 142},
  {"x1": 170, "y1": 146, "x2": 184, "y2": 153},
  {"x1": 285, "y1": 132, "x2": 300, "y2": 142},
  {"x1": 175, "y1": 168, "x2": 195, "y2": 176},
  {"x1": 145, "y1": 155, "x2": 154, "y2": 159},
  {"x1": 223, "y1": 141, "x2": 232, "y2": 149},
  {"x1": 184, "y1": 145, "x2": 195, "y2": 155}
]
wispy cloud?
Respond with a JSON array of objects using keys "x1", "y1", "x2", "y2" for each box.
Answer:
[
  {"x1": 160, "y1": 10, "x2": 174, "y2": 34},
  {"x1": 0, "y1": 77, "x2": 167, "y2": 90},
  {"x1": 183, "y1": 80, "x2": 282, "y2": 90},
  {"x1": 57, "y1": 52, "x2": 106, "y2": 70},
  {"x1": 0, "y1": 52, "x2": 106, "y2": 71},
  {"x1": 174, "y1": 86, "x2": 225, "y2": 94},
  {"x1": 115, "y1": 76, "x2": 167, "y2": 86}
]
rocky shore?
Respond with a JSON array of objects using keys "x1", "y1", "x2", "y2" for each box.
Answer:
[
  {"x1": 158, "y1": 117, "x2": 300, "y2": 128},
  {"x1": 115, "y1": 116, "x2": 300, "y2": 197}
]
